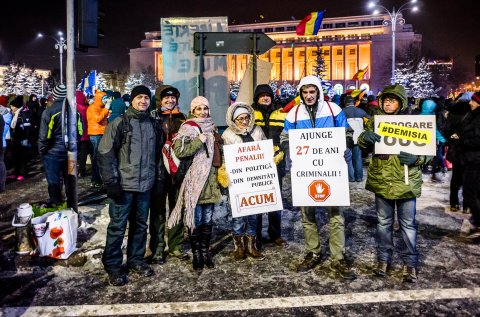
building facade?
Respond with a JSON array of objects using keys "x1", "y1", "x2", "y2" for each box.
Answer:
[{"x1": 129, "y1": 14, "x2": 422, "y2": 95}]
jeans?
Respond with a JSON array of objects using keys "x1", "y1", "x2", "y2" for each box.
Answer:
[
  {"x1": 232, "y1": 215, "x2": 257, "y2": 236},
  {"x1": 194, "y1": 203, "x2": 214, "y2": 227},
  {"x1": 375, "y1": 195, "x2": 419, "y2": 267},
  {"x1": 90, "y1": 135, "x2": 102, "y2": 184},
  {"x1": 347, "y1": 145, "x2": 363, "y2": 182},
  {"x1": 42, "y1": 153, "x2": 68, "y2": 204},
  {"x1": 102, "y1": 191, "x2": 150, "y2": 274},
  {"x1": 300, "y1": 206, "x2": 345, "y2": 260},
  {"x1": 256, "y1": 211, "x2": 282, "y2": 240}
]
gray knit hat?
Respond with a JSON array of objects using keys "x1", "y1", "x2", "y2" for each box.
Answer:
[{"x1": 52, "y1": 84, "x2": 67, "y2": 100}]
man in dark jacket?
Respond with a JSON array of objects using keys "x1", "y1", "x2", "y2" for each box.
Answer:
[
  {"x1": 149, "y1": 85, "x2": 188, "y2": 264},
  {"x1": 98, "y1": 85, "x2": 165, "y2": 286},
  {"x1": 457, "y1": 92, "x2": 480, "y2": 238},
  {"x1": 38, "y1": 84, "x2": 82, "y2": 206},
  {"x1": 251, "y1": 84, "x2": 288, "y2": 248},
  {"x1": 358, "y1": 84, "x2": 431, "y2": 283}
]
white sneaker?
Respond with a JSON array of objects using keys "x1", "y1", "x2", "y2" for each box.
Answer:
[{"x1": 460, "y1": 219, "x2": 477, "y2": 234}]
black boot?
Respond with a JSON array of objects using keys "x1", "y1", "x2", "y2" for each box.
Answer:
[
  {"x1": 201, "y1": 224, "x2": 215, "y2": 269},
  {"x1": 188, "y1": 228, "x2": 204, "y2": 271}
]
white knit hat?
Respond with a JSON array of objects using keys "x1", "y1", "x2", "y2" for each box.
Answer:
[
  {"x1": 190, "y1": 96, "x2": 209, "y2": 113},
  {"x1": 232, "y1": 106, "x2": 250, "y2": 121}
]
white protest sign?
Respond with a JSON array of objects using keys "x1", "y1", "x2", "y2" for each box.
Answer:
[
  {"x1": 289, "y1": 128, "x2": 350, "y2": 206},
  {"x1": 374, "y1": 115, "x2": 436, "y2": 155},
  {"x1": 224, "y1": 139, "x2": 283, "y2": 218}
]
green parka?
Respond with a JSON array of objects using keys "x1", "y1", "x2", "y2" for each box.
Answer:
[
  {"x1": 173, "y1": 118, "x2": 222, "y2": 205},
  {"x1": 358, "y1": 84, "x2": 430, "y2": 199}
]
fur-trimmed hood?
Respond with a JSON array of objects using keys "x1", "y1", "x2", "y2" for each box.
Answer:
[{"x1": 225, "y1": 102, "x2": 255, "y2": 134}]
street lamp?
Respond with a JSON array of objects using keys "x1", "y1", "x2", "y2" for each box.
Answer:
[
  {"x1": 368, "y1": 0, "x2": 419, "y2": 84},
  {"x1": 37, "y1": 31, "x2": 67, "y2": 84}
]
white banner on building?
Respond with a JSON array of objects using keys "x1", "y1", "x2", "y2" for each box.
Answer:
[
  {"x1": 289, "y1": 128, "x2": 350, "y2": 206},
  {"x1": 160, "y1": 17, "x2": 229, "y2": 126},
  {"x1": 374, "y1": 115, "x2": 436, "y2": 155},
  {"x1": 224, "y1": 139, "x2": 283, "y2": 218}
]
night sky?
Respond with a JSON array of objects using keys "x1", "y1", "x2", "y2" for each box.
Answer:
[{"x1": 1, "y1": 0, "x2": 479, "y2": 79}]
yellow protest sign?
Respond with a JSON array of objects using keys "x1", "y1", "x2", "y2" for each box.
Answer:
[{"x1": 378, "y1": 122, "x2": 432, "y2": 145}]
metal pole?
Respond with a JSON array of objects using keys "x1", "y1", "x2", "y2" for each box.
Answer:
[
  {"x1": 66, "y1": 0, "x2": 78, "y2": 213},
  {"x1": 391, "y1": 8, "x2": 396, "y2": 85},
  {"x1": 252, "y1": 33, "x2": 258, "y2": 93},
  {"x1": 198, "y1": 33, "x2": 205, "y2": 96}
]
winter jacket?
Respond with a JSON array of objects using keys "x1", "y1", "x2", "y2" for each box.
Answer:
[
  {"x1": 280, "y1": 75, "x2": 352, "y2": 151},
  {"x1": 173, "y1": 116, "x2": 222, "y2": 205},
  {"x1": 358, "y1": 84, "x2": 430, "y2": 199},
  {"x1": 150, "y1": 108, "x2": 186, "y2": 142},
  {"x1": 76, "y1": 91, "x2": 90, "y2": 142},
  {"x1": 252, "y1": 85, "x2": 286, "y2": 147},
  {"x1": 0, "y1": 106, "x2": 12, "y2": 148},
  {"x1": 11, "y1": 106, "x2": 36, "y2": 147},
  {"x1": 420, "y1": 99, "x2": 446, "y2": 144},
  {"x1": 343, "y1": 103, "x2": 370, "y2": 144},
  {"x1": 444, "y1": 101, "x2": 470, "y2": 164},
  {"x1": 222, "y1": 102, "x2": 266, "y2": 145},
  {"x1": 108, "y1": 98, "x2": 127, "y2": 123},
  {"x1": 458, "y1": 106, "x2": 480, "y2": 166},
  {"x1": 38, "y1": 98, "x2": 83, "y2": 157},
  {"x1": 86, "y1": 91, "x2": 109, "y2": 136},
  {"x1": 98, "y1": 107, "x2": 165, "y2": 192}
]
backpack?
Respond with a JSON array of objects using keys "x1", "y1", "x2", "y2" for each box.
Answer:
[{"x1": 162, "y1": 121, "x2": 207, "y2": 184}]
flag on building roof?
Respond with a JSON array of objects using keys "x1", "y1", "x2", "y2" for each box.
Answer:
[
  {"x1": 352, "y1": 66, "x2": 369, "y2": 80},
  {"x1": 296, "y1": 11, "x2": 325, "y2": 36}
]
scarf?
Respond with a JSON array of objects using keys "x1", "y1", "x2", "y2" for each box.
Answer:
[
  {"x1": 161, "y1": 106, "x2": 181, "y2": 114},
  {"x1": 168, "y1": 116, "x2": 216, "y2": 230}
]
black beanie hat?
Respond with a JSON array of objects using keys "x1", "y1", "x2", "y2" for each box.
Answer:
[
  {"x1": 254, "y1": 84, "x2": 274, "y2": 103},
  {"x1": 10, "y1": 96, "x2": 23, "y2": 108},
  {"x1": 130, "y1": 85, "x2": 151, "y2": 102},
  {"x1": 160, "y1": 87, "x2": 180, "y2": 100}
]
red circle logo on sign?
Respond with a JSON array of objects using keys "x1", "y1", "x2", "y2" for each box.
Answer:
[{"x1": 308, "y1": 180, "x2": 331, "y2": 202}]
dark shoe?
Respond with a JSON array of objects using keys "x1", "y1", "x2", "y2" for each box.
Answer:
[
  {"x1": 128, "y1": 262, "x2": 154, "y2": 277},
  {"x1": 272, "y1": 236, "x2": 289, "y2": 248},
  {"x1": 151, "y1": 252, "x2": 166, "y2": 265},
  {"x1": 108, "y1": 271, "x2": 128, "y2": 286},
  {"x1": 233, "y1": 235, "x2": 246, "y2": 260},
  {"x1": 450, "y1": 205, "x2": 460, "y2": 212},
  {"x1": 169, "y1": 249, "x2": 190, "y2": 261},
  {"x1": 297, "y1": 252, "x2": 321, "y2": 272},
  {"x1": 402, "y1": 265, "x2": 417, "y2": 283},
  {"x1": 189, "y1": 229, "x2": 204, "y2": 271},
  {"x1": 245, "y1": 235, "x2": 265, "y2": 260},
  {"x1": 201, "y1": 225, "x2": 215, "y2": 269},
  {"x1": 373, "y1": 261, "x2": 389, "y2": 277},
  {"x1": 329, "y1": 259, "x2": 357, "y2": 280}
]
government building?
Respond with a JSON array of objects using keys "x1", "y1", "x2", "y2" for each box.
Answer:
[{"x1": 129, "y1": 13, "x2": 422, "y2": 94}]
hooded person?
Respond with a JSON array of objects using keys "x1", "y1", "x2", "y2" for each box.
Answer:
[
  {"x1": 279, "y1": 75, "x2": 356, "y2": 280},
  {"x1": 148, "y1": 84, "x2": 189, "y2": 264},
  {"x1": 251, "y1": 84, "x2": 288, "y2": 248},
  {"x1": 358, "y1": 84, "x2": 431, "y2": 283},
  {"x1": 221, "y1": 102, "x2": 267, "y2": 261},
  {"x1": 167, "y1": 96, "x2": 223, "y2": 271},
  {"x1": 86, "y1": 90, "x2": 109, "y2": 188},
  {"x1": 108, "y1": 93, "x2": 128, "y2": 123},
  {"x1": 38, "y1": 85, "x2": 83, "y2": 206}
]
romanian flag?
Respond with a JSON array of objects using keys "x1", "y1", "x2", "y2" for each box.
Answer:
[
  {"x1": 296, "y1": 11, "x2": 325, "y2": 36},
  {"x1": 281, "y1": 95, "x2": 301, "y2": 113},
  {"x1": 352, "y1": 66, "x2": 369, "y2": 80}
]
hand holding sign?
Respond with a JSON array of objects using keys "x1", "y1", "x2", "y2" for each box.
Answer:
[
  {"x1": 363, "y1": 131, "x2": 381, "y2": 144},
  {"x1": 398, "y1": 151, "x2": 417, "y2": 166}
]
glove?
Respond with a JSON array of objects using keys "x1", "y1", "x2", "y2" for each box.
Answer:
[
  {"x1": 217, "y1": 164, "x2": 230, "y2": 188},
  {"x1": 273, "y1": 146, "x2": 284, "y2": 165},
  {"x1": 344, "y1": 148, "x2": 352, "y2": 163},
  {"x1": 106, "y1": 183, "x2": 124, "y2": 203},
  {"x1": 362, "y1": 131, "x2": 381, "y2": 144},
  {"x1": 398, "y1": 151, "x2": 418, "y2": 166}
]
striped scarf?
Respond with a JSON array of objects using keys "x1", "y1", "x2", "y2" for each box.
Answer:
[{"x1": 167, "y1": 117, "x2": 216, "y2": 230}]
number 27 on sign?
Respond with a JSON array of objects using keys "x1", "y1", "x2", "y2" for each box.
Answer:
[{"x1": 296, "y1": 146, "x2": 310, "y2": 155}]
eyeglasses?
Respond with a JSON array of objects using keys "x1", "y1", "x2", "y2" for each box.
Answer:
[
  {"x1": 235, "y1": 116, "x2": 251, "y2": 123},
  {"x1": 383, "y1": 97, "x2": 398, "y2": 104}
]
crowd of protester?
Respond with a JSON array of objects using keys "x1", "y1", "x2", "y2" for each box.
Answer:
[{"x1": 1, "y1": 78, "x2": 479, "y2": 287}]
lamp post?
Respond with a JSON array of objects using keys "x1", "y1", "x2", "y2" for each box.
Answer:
[
  {"x1": 37, "y1": 32, "x2": 67, "y2": 83},
  {"x1": 368, "y1": 0, "x2": 419, "y2": 84}
]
